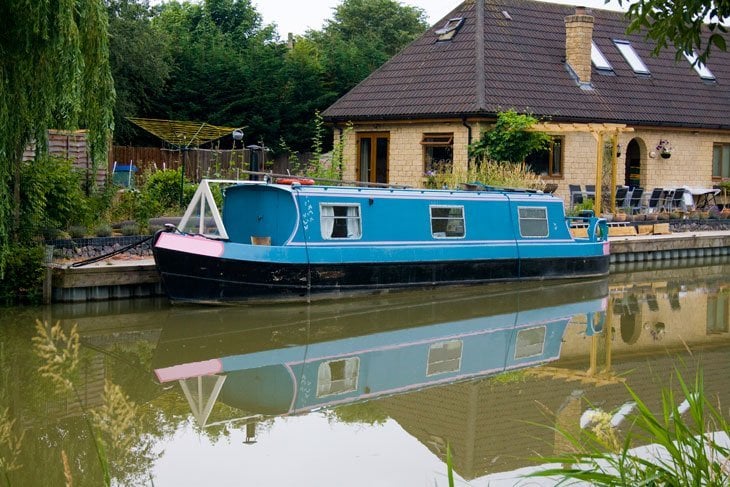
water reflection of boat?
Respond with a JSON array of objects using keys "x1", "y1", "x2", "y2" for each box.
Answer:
[{"x1": 152, "y1": 280, "x2": 608, "y2": 425}]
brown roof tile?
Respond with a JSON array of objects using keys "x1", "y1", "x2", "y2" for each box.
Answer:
[{"x1": 323, "y1": 0, "x2": 730, "y2": 129}]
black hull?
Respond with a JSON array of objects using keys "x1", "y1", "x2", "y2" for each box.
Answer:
[{"x1": 153, "y1": 246, "x2": 609, "y2": 304}]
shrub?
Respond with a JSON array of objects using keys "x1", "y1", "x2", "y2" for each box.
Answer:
[
  {"x1": 95, "y1": 224, "x2": 113, "y2": 237},
  {"x1": 120, "y1": 223, "x2": 140, "y2": 236},
  {"x1": 68, "y1": 225, "x2": 86, "y2": 238},
  {"x1": 0, "y1": 244, "x2": 45, "y2": 304}
]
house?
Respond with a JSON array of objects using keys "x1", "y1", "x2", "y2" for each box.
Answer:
[{"x1": 322, "y1": 0, "x2": 730, "y2": 208}]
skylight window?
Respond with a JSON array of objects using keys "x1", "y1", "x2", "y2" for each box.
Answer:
[
  {"x1": 614, "y1": 40, "x2": 650, "y2": 75},
  {"x1": 435, "y1": 17, "x2": 464, "y2": 41},
  {"x1": 684, "y1": 51, "x2": 715, "y2": 80},
  {"x1": 591, "y1": 41, "x2": 612, "y2": 71}
]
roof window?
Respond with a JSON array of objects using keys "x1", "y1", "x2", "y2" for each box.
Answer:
[
  {"x1": 591, "y1": 41, "x2": 613, "y2": 71},
  {"x1": 435, "y1": 17, "x2": 464, "y2": 41},
  {"x1": 684, "y1": 51, "x2": 715, "y2": 81},
  {"x1": 614, "y1": 40, "x2": 650, "y2": 75}
]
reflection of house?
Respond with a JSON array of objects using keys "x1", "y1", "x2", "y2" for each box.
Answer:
[
  {"x1": 378, "y1": 345, "x2": 730, "y2": 480},
  {"x1": 323, "y1": 0, "x2": 730, "y2": 202}
]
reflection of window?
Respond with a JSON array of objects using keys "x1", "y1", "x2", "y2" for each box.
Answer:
[
  {"x1": 317, "y1": 358, "x2": 359, "y2": 397},
  {"x1": 320, "y1": 204, "x2": 361, "y2": 239},
  {"x1": 525, "y1": 137, "x2": 562, "y2": 177},
  {"x1": 422, "y1": 133, "x2": 454, "y2": 174},
  {"x1": 427, "y1": 340, "x2": 463, "y2": 375},
  {"x1": 707, "y1": 292, "x2": 730, "y2": 334},
  {"x1": 712, "y1": 144, "x2": 730, "y2": 179},
  {"x1": 430, "y1": 206, "x2": 465, "y2": 238},
  {"x1": 518, "y1": 207, "x2": 548, "y2": 238},
  {"x1": 515, "y1": 326, "x2": 546, "y2": 359}
]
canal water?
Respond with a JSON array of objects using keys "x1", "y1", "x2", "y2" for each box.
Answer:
[{"x1": 1, "y1": 257, "x2": 730, "y2": 486}]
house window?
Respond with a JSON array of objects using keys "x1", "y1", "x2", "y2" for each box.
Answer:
[
  {"x1": 435, "y1": 17, "x2": 464, "y2": 41},
  {"x1": 591, "y1": 41, "x2": 613, "y2": 72},
  {"x1": 317, "y1": 357, "x2": 359, "y2": 397},
  {"x1": 518, "y1": 207, "x2": 549, "y2": 238},
  {"x1": 684, "y1": 51, "x2": 715, "y2": 81},
  {"x1": 525, "y1": 136, "x2": 563, "y2": 177},
  {"x1": 514, "y1": 326, "x2": 546, "y2": 359},
  {"x1": 707, "y1": 291, "x2": 730, "y2": 334},
  {"x1": 422, "y1": 133, "x2": 453, "y2": 174},
  {"x1": 427, "y1": 340, "x2": 463, "y2": 375},
  {"x1": 430, "y1": 206, "x2": 465, "y2": 238},
  {"x1": 614, "y1": 40, "x2": 650, "y2": 75},
  {"x1": 712, "y1": 144, "x2": 730, "y2": 179},
  {"x1": 320, "y1": 204, "x2": 361, "y2": 239}
]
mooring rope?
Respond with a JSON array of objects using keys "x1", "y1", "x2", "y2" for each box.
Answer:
[{"x1": 69, "y1": 235, "x2": 154, "y2": 268}]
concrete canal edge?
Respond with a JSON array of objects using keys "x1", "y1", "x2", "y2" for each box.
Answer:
[{"x1": 45, "y1": 230, "x2": 730, "y2": 303}]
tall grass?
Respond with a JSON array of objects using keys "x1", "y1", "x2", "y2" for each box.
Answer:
[
  {"x1": 531, "y1": 369, "x2": 730, "y2": 485},
  {"x1": 425, "y1": 161, "x2": 544, "y2": 191}
]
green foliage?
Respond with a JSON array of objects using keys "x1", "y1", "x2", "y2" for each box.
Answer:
[
  {"x1": 0, "y1": 245, "x2": 44, "y2": 304},
  {"x1": 326, "y1": 401, "x2": 388, "y2": 425},
  {"x1": 95, "y1": 224, "x2": 113, "y2": 237},
  {"x1": 423, "y1": 160, "x2": 544, "y2": 191},
  {"x1": 469, "y1": 110, "x2": 551, "y2": 164},
  {"x1": 111, "y1": 169, "x2": 194, "y2": 223},
  {"x1": 619, "y1": 0, "x2": 728, "y2": 66},
  {"x1": 0, "y1": 0, "x2": 114, "y2": 274},
  {"x1": 531, "y1": 369, "x2": 730, "y2": 486},
  {"x1": 18, "y1": 157, "x2": 89, "y2": 243}
]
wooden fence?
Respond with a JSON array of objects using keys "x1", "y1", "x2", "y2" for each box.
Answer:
[
  {"x1": 24, "y1": 129, "x2": 106, "y2": 187},
  {"x1": 111, "y1": 146, "x2": 287, "y2": 181}
]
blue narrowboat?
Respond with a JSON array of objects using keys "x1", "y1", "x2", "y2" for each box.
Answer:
[
  {"x1": 152, "y1": 179, "x2": 609, "y2": 303},
  {"x1": 152, "y1": 279, "x2": 608, "y2": 422}
]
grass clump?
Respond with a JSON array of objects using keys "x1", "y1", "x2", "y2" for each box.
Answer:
[{"x1": 531, "y1": 369, "x2": 730, "y2": 486}]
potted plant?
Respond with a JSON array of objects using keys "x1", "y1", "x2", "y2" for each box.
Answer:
[{"x1": 656, "y1": 139, "x2": 672, "y2": 159}]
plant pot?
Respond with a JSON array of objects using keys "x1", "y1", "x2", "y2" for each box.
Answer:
[
  {"x1": 645, "y1": 213, "x2": 658, "y2": 221},
  {"x1": 614, "y1": 213, "x2": 627, "y2": 222}
]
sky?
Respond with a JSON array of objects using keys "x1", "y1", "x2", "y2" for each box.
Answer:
[{"x1": 254, "y1": 0, "x2": 627, "y2": 38}]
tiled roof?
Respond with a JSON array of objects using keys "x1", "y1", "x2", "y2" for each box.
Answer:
[{"x1": 322, "y1": 0, "x2": 730, "y2": 129}]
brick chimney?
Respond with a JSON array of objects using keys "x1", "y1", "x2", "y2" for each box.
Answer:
[{"x1": 565, "y1": 6, "x2": 594, "y2": 84}]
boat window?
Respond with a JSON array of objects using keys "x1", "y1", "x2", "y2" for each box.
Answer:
[
  {"x1": 317, "y1": 357, "x2": 359, "y2": 397},
  {"x1": 320, "y1": 204, "x2": 362, "y2": 239},
  {"x1": 514, "y1": 326, "x2": 546, "y2": 359},
  {"x1": 518, "y1": 207, "x2": 549, "y2": 238},
  {"x1": 427, "y1": 340, "x2": 463, "y2": 376},
  {"x1": 430, "y1": 206, "x2": 465, "y2": 238}
]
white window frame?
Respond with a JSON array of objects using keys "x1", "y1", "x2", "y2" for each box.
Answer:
[
  {"x1": 426, "y1": 340, "x2": 463, "y2": 376},
  {"x1": 591, "y1": 41, "x2": 613, "y2": 71},
  {"x1": 430, "y1": 205, "x2": 466, "y2": 239},
  {"x1": 518, "y1": 206, "x2": 549, "y2": 238},
  {"x1": 614, "y1": 40, "x2": 650, "y2": 75},
  {"x1": 684, "y1": 51, "x2": 715, "y2": 80},
  {"x1": 514, "y1": 326, "x2": 547, "y2": 360},
  {"x1": 316, "y1": 358, "x2": 360, "y2": 397},
  {"x1": 320, "y1": 203, "x2": 362, "y2": 240}
]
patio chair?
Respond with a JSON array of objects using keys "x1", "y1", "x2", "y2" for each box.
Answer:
[
  {"x1": 670, "y1": 187, "x2": 687, "y2": 211},
  {"x1": 615, "y1": 186, "x2": 628, "y2": 209},
  {"x1": 543, "y1": 183, "x2": 558, "y2": 194},
  {"x1": 628, "y1": 187, "x2": 644, "y2": 214},
  {"x1": 568, "y1": 184, "x2": 583, "y2": 205},
  {"x1": 644, "y1": 187, "x2": 664, "y2": 213}
]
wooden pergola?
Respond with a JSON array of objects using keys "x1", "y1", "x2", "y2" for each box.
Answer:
[{"x1": 532, "y1": 122, "x2": 635, "y2": 215}]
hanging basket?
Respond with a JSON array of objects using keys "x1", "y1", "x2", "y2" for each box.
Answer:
[{"x1": 660, "y1": 152, "x2": 671, "y2": 159}]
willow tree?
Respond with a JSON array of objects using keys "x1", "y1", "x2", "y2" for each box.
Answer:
[{"x1": 0, "y1": 0, "x2": 114, "y2": 274}]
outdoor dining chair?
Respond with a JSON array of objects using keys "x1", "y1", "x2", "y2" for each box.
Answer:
[
  {"x1": 628, "y1": 187, "x2": 644, "y2": 213},
  {"x1": 670, "y1": 187, "x2": 687, "y2": 211},
  {"x1": 568, "y1": 184, "x2": 583, "y2": 205},
  {"x1": 615, "y1": 186, "x2": 628, "y2": 209},
  {"x1": 644, "y1": 187, "x2": 664, "y2": 213}
]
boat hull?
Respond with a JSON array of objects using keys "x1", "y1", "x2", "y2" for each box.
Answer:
[{"x1": 153, "y1": 243, "x2": 609, "y2": 303}]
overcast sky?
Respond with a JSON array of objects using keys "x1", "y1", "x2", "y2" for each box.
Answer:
[{"x1": 253, "y1": 0, "x2": 626, "y2": 38}]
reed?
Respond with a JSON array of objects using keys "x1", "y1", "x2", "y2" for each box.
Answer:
[{"x1": 530, "y1": 369, "x2": 730, "y2": 485}]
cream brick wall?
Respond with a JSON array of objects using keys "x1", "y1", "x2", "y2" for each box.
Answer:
[
  {"x1": 337, "y1": 122, "x2": 729, "y2": 200},
  {"x1": 339, "y1": 121, "x2": 470, "y2": 188}
]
